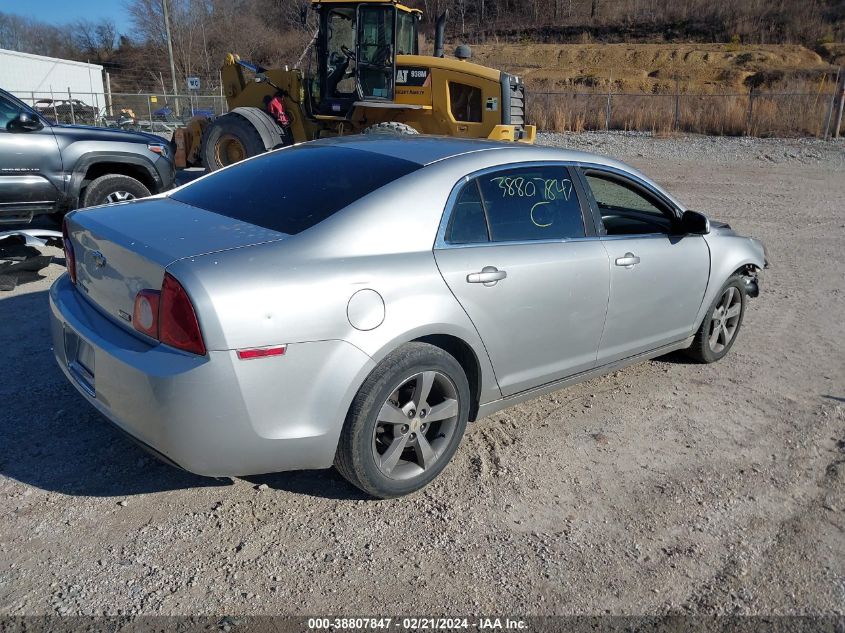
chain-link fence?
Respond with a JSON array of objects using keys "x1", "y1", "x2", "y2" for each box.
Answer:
[
  {"x1": 10, "y1": 90, "x2": 229, "y2": 136},
  {"x1": 9, "y1": 87, "x2": 843, "y2": 138},
  {"x1": 529, "y1": 90, "x2": 843, "y2": 138}
]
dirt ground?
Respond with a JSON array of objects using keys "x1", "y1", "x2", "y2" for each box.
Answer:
[{"x1": 0, "y1": 134, "x2": 843, "y2": 616}]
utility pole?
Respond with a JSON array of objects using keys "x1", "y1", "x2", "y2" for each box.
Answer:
[{"x1": 162, "y1": 0, "x2": 181, "y2": 117}]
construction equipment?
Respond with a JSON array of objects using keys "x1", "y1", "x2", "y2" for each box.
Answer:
[{"x1": 176, "y1": 0, "x2": 536, "y2": 170}]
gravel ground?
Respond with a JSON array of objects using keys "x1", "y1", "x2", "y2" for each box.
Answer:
[{"x1": 1, "y1": 132, "x2": 843, "y2": 616}]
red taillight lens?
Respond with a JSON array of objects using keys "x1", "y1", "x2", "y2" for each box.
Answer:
[
  {"x1": 159, "y1": 273, "x2": 206, "y2": 355},
  {"x1": 62, "y1": 217, "x2": 76, "y2": 284},
  {"x1": 133, "y1": 289, "x2": 160, "y2": 337}
]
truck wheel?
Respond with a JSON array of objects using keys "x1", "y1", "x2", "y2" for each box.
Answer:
[
  {"x1": 81, "y1": 174, "x2": 151, "y2": 209},
  {"x1": 201, "y1": 112, "x2": 269, "y2": 171},
  {"x1": 362, "y1": 122, "x2": 419, "y2": 136}
]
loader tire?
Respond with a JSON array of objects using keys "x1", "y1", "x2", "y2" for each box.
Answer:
[
  {"x1": 362, "y1": 122, "x2": 419, "y2": 136},
  {"x1": 201, "y1": 108, "x2": 285, "y2": 171}
]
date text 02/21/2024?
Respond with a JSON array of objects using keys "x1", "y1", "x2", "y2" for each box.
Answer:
[{"x1": 305, "y1": 617, "x2": 528, "y2": 630}]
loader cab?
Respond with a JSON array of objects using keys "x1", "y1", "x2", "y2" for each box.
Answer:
[{"x1": 313, "y1": 1, "x2": 419, "y2": 116}]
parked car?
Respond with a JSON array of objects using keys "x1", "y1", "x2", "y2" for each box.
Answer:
[
  {"x1": 51, "y1": 136, "x2": 767, "y2": 498},
  {"x1": 34, "y1": 98, "x2": 99, "y2": 125},
  {"x1": 0, "y1": 89, "x2": 175, "y2": 224}
]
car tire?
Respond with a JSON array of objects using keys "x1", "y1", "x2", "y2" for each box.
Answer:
[
  {"x1": 685, "y1": 275, "x2": 747, "y2": 363},
  {"x1": 335, "y1": 342, "x2": 470, "y2": 498},
  {"x1": 362, "y1": 122, "x2": 419, "y2": 136},
  {"x1": 81, "y1": 174, "x2": 151, "y2": 208}
]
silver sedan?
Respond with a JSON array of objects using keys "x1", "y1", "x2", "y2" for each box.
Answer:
[{"x1": 50, "y1": 136, "x2": 767, "y2": 498}]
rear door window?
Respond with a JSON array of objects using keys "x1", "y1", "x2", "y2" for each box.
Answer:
[
  {"x1": 477, "y1": 166, "x2": 585, "y2": 242},
  {"x1": 170, "y1": 145, "x2": 420, "y2": 235},
  {"x1": 446, "y1": 180, "x2": 489, "y2": 244}
]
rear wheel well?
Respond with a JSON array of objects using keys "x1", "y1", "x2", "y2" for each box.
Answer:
[
  {"x1": 79, "y1": 162, "x2": 156, "y2": 204},
  {"x1": 413, "y1": 334, "x2": 481, "y2": 421}
]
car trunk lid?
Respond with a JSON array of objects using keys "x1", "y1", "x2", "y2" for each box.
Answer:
[{"x1": 65, "y1": 197, "x2": 287, "y2": 334}]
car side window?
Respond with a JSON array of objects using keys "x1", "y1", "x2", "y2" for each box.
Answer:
[
  {"x1": 585, "y1": 172, "x2": 675, "y2": 236},
  {"x1": 0, "y1": 94, "x2": 21, "y2": 130},
  {"x1": 446, "y1": 180, "x2": 489, "y2": 244},
  {"x1": 478, "y1": 166, "x2": 585, "y2": 242}
]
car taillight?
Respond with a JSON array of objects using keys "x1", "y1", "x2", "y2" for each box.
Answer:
[
  {"x1": 133, "y1": 273, "x2": 205, "y2": 355},
  {"x1": 133, "y1": 289, "x2": 160, "y2": 338},
  {"x1": 62, "y1": 217, "x2": 76, "y2": 284},
  {"x1": 159, "y1": 273, "x2": 206, "y2": 355}
]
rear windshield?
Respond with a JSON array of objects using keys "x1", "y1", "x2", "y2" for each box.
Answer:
[{"x1": 171, "y1": 144, "x2": 421, "y2": 235}]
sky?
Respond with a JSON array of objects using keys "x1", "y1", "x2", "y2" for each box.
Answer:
[{"x1": 0, "y1": 0, "x2": 135, "y2": 36}]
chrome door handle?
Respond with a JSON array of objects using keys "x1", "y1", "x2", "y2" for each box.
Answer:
[
  {"x1": 615, "y1": 252, "x2": 641, "y2": 269},
  {"x1": 467, "y1": 266, "x2": 507, "y2": 286}
]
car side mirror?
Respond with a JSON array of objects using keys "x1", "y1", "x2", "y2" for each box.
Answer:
[
  {"x1": 8, "y1": 111, "x2": 43, "y2": 132},
  {"x1": 679, "y1": 210, "x2": 710, "y2": 235}
]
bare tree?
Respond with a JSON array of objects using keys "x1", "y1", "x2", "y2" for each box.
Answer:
[
  {"x1": 0, "y1": 11, "x2": 75, "y2": 58},
  {"x1": 71, "y1": 19, "x2": 118, "y2": 61},
  {"x1": 3, "y1": 0, "x2": 843, "y2": 86}
]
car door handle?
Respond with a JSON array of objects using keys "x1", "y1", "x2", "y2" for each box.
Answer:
[
  {"x1": 467, "y1": 266, "x2": 507, "y2": 286},
  {"x1": 615, "y1": 252, "x2": 641, "y2": 269}
]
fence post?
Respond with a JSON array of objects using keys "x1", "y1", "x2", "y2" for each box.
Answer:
[
  {"x1": 833, "y1": 71, "x2": 845, "y2": 139},
  {"x1": 147, "y1": 96, "x2": 153, "y2": 134},
  {"x1": 823, "y1": 69, "x2": 838, "y2": 139},
  {"x1": 219, "y1": 70, "x2": 226, "y2": 114},
  {"x1": 49, "y1": 88, "x2": 58, "y2": 122},
  {"x1": 746, "y1": 88, "x2": 755, "y2": 136},
  {"x1": 68, "y1": 88, "x2": 76, "y2": 125},
  {"x1": 105, "y1": 71, "x2": 113, "y2": 117},
  {"x1": 605, "y1": 88, "x2": 611, "y2": 131},
  {"x1": 674, "y1": 78, "x2": 681, "y2": 131}
]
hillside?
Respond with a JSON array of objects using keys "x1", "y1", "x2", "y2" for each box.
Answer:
[
  {"x1": 470, "y1": 43, "x2": 838, "y2": 94},
  {"x1": 463, "y1": 41, "x2": 843, "y2": 136}
]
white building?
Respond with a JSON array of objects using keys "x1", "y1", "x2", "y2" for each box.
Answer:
[{"x1": 0, "y1": 48, "x2": 105, "y2": 109}]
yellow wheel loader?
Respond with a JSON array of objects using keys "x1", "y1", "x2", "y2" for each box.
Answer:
[{"x1": 176, "y1": 0, "x2": 536, "y2": 170}]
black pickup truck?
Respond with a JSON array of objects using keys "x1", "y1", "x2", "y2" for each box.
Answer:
[{"x1": 0, "y1": 88, "x2": 175, "y2": 224}]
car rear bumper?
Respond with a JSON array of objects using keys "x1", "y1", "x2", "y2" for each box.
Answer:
[{"x1": 49, "y1": 274, "x2": 375, "y2": 476}]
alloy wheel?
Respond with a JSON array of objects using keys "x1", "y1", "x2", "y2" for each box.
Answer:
[
  {"x1": 105, "y1": 191, "x2": 136, "y2": 203},
  {"x1": 708, "y1": 286, "x2": 742, "y2": 353},
  {"x1": 372, "y1": 370, "x2": 460, "y2": 480}
]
